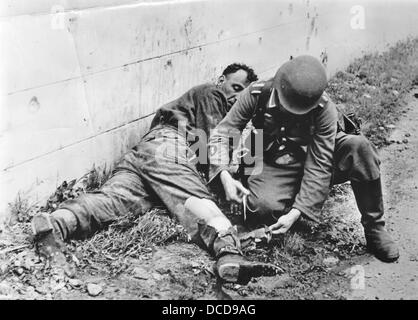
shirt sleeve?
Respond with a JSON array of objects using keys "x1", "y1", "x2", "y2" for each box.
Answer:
[
  {"x1": 193, "y1": 86, "x2": 229, "y2": 138},
  {"x1": 292, "y1": 100, "x2": 338, "y2": 222},
  {"x1": 207, "y1": 86, "x2": 258, "y2": 183}
]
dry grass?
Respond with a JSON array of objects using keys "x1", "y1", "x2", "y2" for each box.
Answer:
[
  {"x1": 68, "y1": 208, "x2": 189, "y2": 276},
  {"x1": 279, "y1": 233, "x2": 306, "y2": 256},
  {"x1": 7, "y1": 192, "x2": 37, "y2": 224},
  {"x1": 76, "y1": 209, "x2": 188, "y2": 258},
  {"x1": 41, "y1": 164, "x2": 112, "y2": 213}
]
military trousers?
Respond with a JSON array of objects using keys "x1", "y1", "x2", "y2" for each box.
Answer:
[
  {"x1": 244, "y1": 132, "x2": 381, "y2": 227},
  {"x1": 57, "y1": 126, "x2": 215, "y2": 240}
]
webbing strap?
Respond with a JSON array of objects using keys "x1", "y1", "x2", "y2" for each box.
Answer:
[{"x1": 250, "y1": 80, "x2": 274, "y2": 128}]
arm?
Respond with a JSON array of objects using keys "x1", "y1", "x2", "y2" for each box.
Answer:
[
  {"x1": 292, "y1": 100, "x2": 338, "y2": 222},
  {"x1": 208, "y1": 85, "x2": 258, "y2": 203},
  {"x1": 208, "y1": 85, "x2": 258, "y2": 183},
  {"x1": 270, "y1": 100, "x2": 338, "y2": 234}
]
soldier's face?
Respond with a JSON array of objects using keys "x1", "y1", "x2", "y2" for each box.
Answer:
[{"x1": 218, "y1": 69, "x2": 251, "y2": 108}]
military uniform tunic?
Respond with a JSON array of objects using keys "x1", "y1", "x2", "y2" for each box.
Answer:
[{"x1": 208, "y1": 80, "x2": 381, "y2": 225}]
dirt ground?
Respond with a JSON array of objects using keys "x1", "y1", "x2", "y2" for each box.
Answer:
[
  {"x1": 1, "y1": 82, "x2": 417, "y2": 301},
  {"x1": 345, "y1": 88, "x2": 418, "y2": 300}
]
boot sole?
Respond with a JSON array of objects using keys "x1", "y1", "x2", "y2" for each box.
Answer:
[
  {"x1": 372, "y1": 251, "x2": 400, "y2": 263},
  {"x1": 378, "y1": 255, "x2": 399, "y2": 263},
  {"x1": 366, "y1": 245, "x2": 400, "y2": 263},
  {"x1": 217, "y1": 262, "x2": 281, "y2": 284}
]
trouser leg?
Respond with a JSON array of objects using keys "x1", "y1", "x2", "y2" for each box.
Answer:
[
  {"x1": 333, "y1": 133, "x2": 399, "y2": 262},
  {"x1": 244, "y1": 160, "x2": 304, "y2": 229},
  {"x1": 132, "y1": 128, "x2": 227, "y2": 241},
  {"x1": 333, "y1": 133, "x2": 383, "y2": 226},
  {"x1": 32, "y1": 163, "x2": 155, "y2": 268},
  {"x1": 56, "y1": 168, "x2": 155, "y2": 239}
]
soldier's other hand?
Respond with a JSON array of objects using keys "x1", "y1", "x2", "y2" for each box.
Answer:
[
  {"x1": 269, "y1": 208, "x2": 301, "y2": 235},
  {"x1": 220, "y1": 170, "x2": 250, "y2": 204}
]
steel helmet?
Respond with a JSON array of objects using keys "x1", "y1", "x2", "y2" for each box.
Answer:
[{"x1": 273, "y1": 55, "x2": 328, "y2": 115}]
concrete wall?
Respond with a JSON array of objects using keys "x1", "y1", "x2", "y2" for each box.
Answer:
[{"x1": 1, "y1": 0, "x2": 418, "y2": 219}]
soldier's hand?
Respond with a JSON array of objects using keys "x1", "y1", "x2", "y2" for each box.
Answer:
[
  {"x1": 220, "y1": 170, "x2": 250, "y2": 204},
  {"x1": 269, "y1": 208, "x2": 301, "y2": 235}
]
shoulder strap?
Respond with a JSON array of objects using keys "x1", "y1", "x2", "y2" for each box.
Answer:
[
  {"x1": 250, "y1": 79, "x2": 273, "y2": 128},
  {"x1": 306, "y1": 92, "x2": 330, "y2": 134},
  {"x1": 317, "y1": 92, "x2": 329, "y2": 108}
]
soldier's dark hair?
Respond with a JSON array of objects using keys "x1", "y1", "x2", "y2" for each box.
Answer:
[{"x1": 222, "y1": 63, "x2": 258, "y2": 83}]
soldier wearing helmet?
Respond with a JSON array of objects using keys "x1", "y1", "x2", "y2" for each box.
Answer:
[{"x1": 208, "y1": 55, "x2": 399, "y2": 263}]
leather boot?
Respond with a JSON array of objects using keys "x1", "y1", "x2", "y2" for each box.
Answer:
[
  {"x1": 31, "y1": 212, "x2": 75, "y2": 277},
  {"x1": 197, "y1": 223, "x2": 282, "y2": 284},
  {"x1": 351, "y1": 179, "x2": 399, "y2": 262}
]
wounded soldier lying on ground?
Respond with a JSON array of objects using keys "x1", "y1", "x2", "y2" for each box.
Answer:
[{"x1": 31, "y1": 63, "x2": 282, "y2": 284}]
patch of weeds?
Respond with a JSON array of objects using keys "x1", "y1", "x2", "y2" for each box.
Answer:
[
  {"x1": 327, "y1": 37, "x2": 418, "y2": 147},
  {"x1": 276, "y1": 233, "x2": 306, "y2": 256},
  {"x1": 7, "y1": 192, "x2": 37, "y2": 225},
  {"x1": 309, "y1": 212, "x2": 364, "y2": 257},
  {"x1": 41, "y1": 165, "x2": 112, "y2": 213},
  {"x1": 82, "y1": 164, "x2": 112, "y2": 191},
  {"x1": 70, "y1": 209, "x2": 189, "y2": 276}
]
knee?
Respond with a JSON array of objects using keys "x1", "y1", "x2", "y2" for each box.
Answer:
[
  {"x1": 248, "y1": 195, "x2": 275, "y2": 215},
  {"x1": 344, "y1": 135, "x2": 379, "y2": 164},
  {"x1": 339, "y1": 135, "x2": 381, "y2": 181},
  {"x1": 184, "y1": 197, "x2": 224, "y2": 219}
]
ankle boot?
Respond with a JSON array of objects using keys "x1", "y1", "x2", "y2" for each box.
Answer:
[
  {"x1": 31, "y1": 212, "x2": 75, "y2": 277},
  {"x1": 197, "y1": 223, "x2": 282, "y2": 284},
  {"x1": 351, "y1": 178, "x2": 399, "y2": 262}
]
